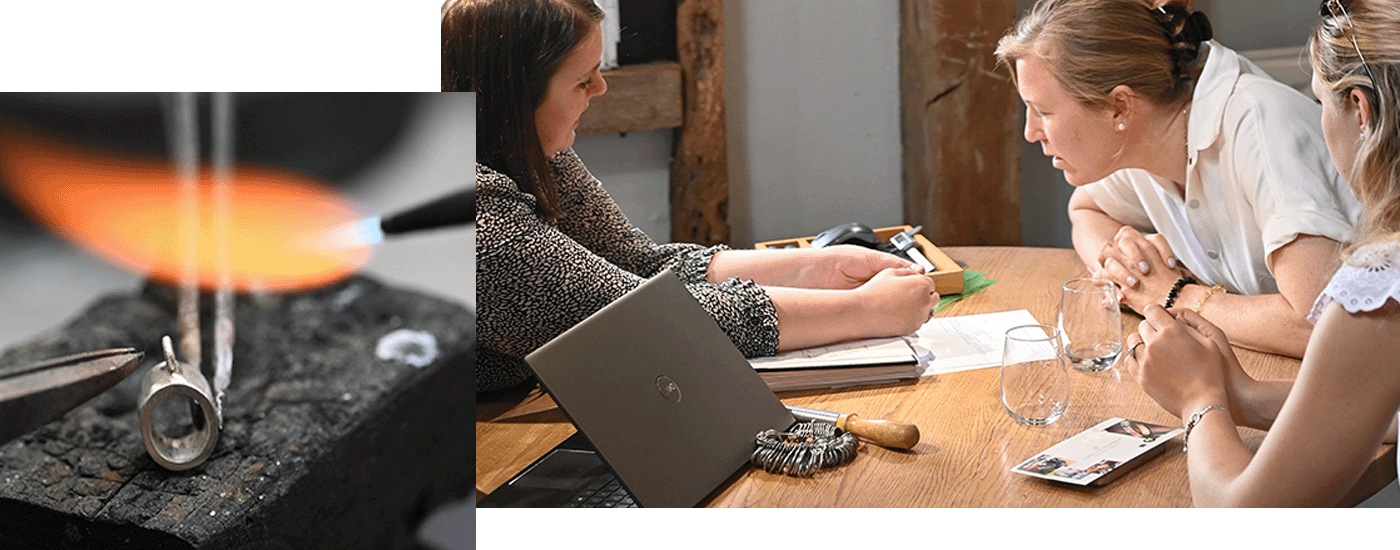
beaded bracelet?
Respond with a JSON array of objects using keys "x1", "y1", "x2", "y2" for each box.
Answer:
[
  {"x1": 1193, "y1": 284, "x2": 1225, "y2": 313},
  {"x1": 1163, "y1": 276, "x2": 1196, "y2": 309}
]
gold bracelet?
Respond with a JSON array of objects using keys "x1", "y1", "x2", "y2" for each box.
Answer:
[{"x1": 1193, "y1": 284, "x2": 1224, "y2": 313}]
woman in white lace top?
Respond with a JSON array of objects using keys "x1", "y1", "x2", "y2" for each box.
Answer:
[{"x1": 1124, "y1": 0, "x2": 1400, "y2": 506}]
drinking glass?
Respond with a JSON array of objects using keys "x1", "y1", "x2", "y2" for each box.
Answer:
[
  {"x1": 1059, "y1": 278, "x2": 1123, "y2": 372},
  {"x1": 1000, "y1": 324, "x2": 1070, "y2": 426}
]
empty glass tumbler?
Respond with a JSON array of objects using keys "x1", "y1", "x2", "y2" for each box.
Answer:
[
  {"x1": 1000, "y1": 324, "x2": 1070, "y2": 426},
  {"x1": 1059, "y1": 278, "x2": 1123, "y2": 372}
]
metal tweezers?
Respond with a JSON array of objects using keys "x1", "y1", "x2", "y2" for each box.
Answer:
[{"x1": 0, "y1": 348, "x2": 143, "y2": 446}]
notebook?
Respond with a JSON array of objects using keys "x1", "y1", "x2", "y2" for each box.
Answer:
[
  {"x1": 477, "y1": 269, "x2": 796, "y2": 508},
  {"x1": 748, "y1": 336, "x2": 928, "y2": 392}
]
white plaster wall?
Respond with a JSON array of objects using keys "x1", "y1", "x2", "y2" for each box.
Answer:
[
  {"x1": 575, "y1": 0, "x2": 903, "y2": 247},
  {"x1": 724, "y1": 0, "x2": 904, "y2": 245}
]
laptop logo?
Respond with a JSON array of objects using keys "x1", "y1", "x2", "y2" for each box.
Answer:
[{"x1": 656, "y1": 376, "x2": 683, "y2": 403}]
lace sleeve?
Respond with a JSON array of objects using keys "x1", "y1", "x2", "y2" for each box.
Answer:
[{"x1": 1308, "y1": 240, "x2": 1400, "y2": 324}]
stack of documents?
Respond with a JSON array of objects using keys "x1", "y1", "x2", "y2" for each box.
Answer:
[
  {"x1": 748, "y1": 337, "x2": 927, "y2": 392},
  {"x1": 747, "y1": 309, "x2": 1042, "y2": 392}
]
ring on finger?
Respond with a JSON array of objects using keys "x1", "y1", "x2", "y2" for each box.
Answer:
[{"x1": 1127, "y1": 340, "x2": 1145, "y2": 359}]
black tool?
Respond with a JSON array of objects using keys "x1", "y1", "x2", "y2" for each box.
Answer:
[
  {"x1": 321, "y1": 188, "x2": 474, "y2": 250},
  {"x1": 0, "y1": 348, "x2": 144, "y2": 445},
  {"x1": 379, "y1": 188, "x2": 474, "y2": 236}
]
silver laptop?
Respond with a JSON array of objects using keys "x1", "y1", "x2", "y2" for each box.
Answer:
[{"x1": 478, "y1": 269, "x2": 795, "y2": 508}]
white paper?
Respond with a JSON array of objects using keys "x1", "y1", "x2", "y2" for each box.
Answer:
[
  {"x1": 748, "y1": 309, "x2": 1040, "y2": 377},
  {"x1": 912, "y1": 309, "x2": 1043, "y2": 376}
]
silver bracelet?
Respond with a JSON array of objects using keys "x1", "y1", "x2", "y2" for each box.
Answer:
[{"x1": 1183, "y1": 404, "x2": 1227, "y2": 452}]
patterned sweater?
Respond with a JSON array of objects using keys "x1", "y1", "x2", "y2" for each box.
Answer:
[{"x1": 476, "y1": 150, "x2": 779, "y2": 393}]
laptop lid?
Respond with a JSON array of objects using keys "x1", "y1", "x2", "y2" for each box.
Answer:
[{"x1": 521, "y1": 269, "x2": 795, "y2": 508}]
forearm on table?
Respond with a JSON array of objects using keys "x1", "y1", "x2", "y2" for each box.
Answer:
[
  {"x1": 1177, "y1": 286, "x2": 1312, "y2": 357},
  {"x1": 1182, "y1": 408, "x2": 1262, "y2": 507},
  {"x1": 1232, "y1": 378, "x2": 1293, "y2": 431},
  {"x1": 765, "y1": 287, "x2": 873, "y2": 351},
  {"x1": 1188, "y1": 392, "x2": 1394, "y2": 507},
  {"x1": 1068, "y1": 206, "x2": 1125, "y2": 272},
  {"x1": 707, "y1": 249, "x2": 822, "y2": 287}
]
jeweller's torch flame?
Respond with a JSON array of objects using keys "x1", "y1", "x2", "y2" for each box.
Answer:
[{"x1": 0, "y1": 125, "x2": 371, "y2": 291}]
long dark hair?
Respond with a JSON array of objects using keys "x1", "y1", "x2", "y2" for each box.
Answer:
[{"x1": 443, "y1": 0, "x2": 603, "y2": 219}]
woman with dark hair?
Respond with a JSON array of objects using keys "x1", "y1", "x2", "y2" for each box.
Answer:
[
  {"x1": 451, "y1": 0, "x2": 938, "y2": 394},
  {"x1": 1126, "y1": 0, "x2": 1400, "y2": 506},
  {"x1": 997, "y1": 0, "x2": 1363, "y2": 358}
]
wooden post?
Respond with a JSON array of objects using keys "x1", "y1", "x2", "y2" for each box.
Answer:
[
  {"x1": 577, "y1": 61, "x2": 682, "y2": 136},
  {"x1": 900, "y1": 0, "x2": 1021, "y2": 246},
  {"x1": 671, "y1": 0, "x2": 729, "y2": 246}
]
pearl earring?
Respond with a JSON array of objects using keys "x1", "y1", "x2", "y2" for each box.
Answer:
[
  {"x1": 1360, "y1": 131, "x2": 1366, "y2": 141},
  {"x1": 1117, "y1": 123, "x2": 1126, "y2": 131}
]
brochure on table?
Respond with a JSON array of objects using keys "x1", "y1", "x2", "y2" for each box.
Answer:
[{"x1": 1011, "y1": 417, "x2": 1184, "y2": 486}]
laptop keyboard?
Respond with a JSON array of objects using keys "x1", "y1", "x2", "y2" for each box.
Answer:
[{"x1": 565, "y1": 476, "x2": 637, "y2": 508}]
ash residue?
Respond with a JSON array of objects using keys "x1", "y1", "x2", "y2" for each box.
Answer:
[{"x1": 374, "y1": 329, "x2": 438, "y2": 368}]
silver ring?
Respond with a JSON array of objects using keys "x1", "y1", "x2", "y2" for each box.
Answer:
[{"x1": 1127, "y1": 341, "x2": 1145, "y2": 360}]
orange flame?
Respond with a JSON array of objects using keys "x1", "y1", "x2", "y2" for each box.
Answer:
[{"x1": 0, "y1": 125, "x2": 371, "y2": 291}]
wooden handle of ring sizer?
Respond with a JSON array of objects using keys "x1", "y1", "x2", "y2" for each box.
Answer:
[{"x1": 835, "y1": 414, "x2": 920, "y2": 450}]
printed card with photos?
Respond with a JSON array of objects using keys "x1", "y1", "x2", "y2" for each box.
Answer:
[{"x1": 1011, "y1": 417, "x2": 1184, "y2": 487}]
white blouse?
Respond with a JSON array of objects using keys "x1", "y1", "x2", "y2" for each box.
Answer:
[{"x1": 1083, "y1": 42, "x2": 1362, "y2": 295}]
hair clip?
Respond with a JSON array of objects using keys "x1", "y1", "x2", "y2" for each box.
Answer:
[
  {"x1": 1153, "y1": 6, "x2": 1214, "y2": 79},
  {"x1": 1155, "y1": 5, "x2": 1214, "y2": 45}
]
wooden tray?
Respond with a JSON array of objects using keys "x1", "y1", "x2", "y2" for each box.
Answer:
[{"x1": 754, "y1": 225, "x2": 965, "y2": 294}]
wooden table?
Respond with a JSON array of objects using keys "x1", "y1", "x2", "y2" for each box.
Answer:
[{"x1": 476, "y1": 247, "x2": 1397, "y2": 507}]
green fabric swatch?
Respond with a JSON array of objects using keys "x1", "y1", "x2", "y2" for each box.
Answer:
[{"x1": 935, "y1": 269, "x2": 997, "y2": 312}]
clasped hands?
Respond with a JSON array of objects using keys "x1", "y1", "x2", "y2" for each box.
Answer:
[
  {"x1": 1101, "y1": 228, "x2": 1263, "y2": 424},
  {"x1": 1093, "y1": 226, "x2": 1193, "y2": 314},
  {"x1": 708, "y1": 244, "x2": 938, "y2": 333}
]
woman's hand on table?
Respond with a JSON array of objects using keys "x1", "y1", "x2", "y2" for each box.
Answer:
[
  {"x1": 855, "y1": 266, "x2": 939, "y2": 336},
  {"x1": 707, "y1": 245, "x2": 915, "y2": 289},
  {"x1": 1124, "y1": 305, "x2": 1238, "y2": 420},
  {"x1": 1094, "y1": 227, "x2": 1188, "y2": 313},
  {"x1": 810, "y1": 245, "x2": 920, "y2": 290}
]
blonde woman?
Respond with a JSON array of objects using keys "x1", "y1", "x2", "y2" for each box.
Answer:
[
  {"x1": 1127, "y1": 0, "x2": 1400, "y2": 506},
  {"x1": 997, "y1": 0, "x2": 1362, "y2": 357}
]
